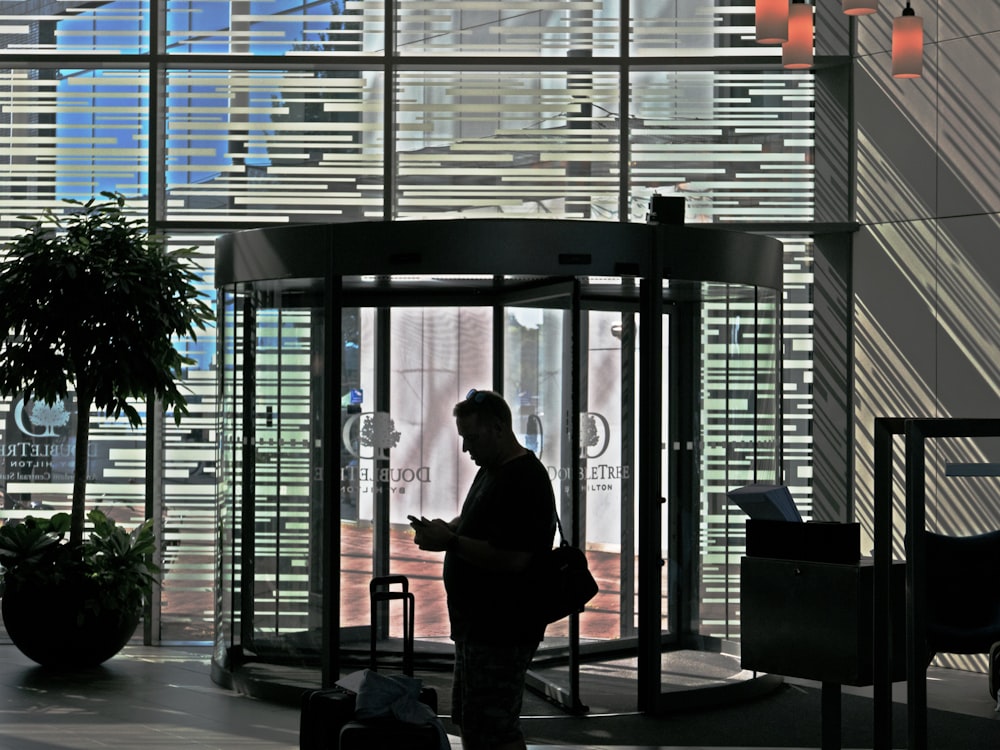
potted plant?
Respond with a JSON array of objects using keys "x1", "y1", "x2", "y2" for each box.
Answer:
[
  {"x1": 0, "y1": 192, "x2": 213, "y2": 667},
  {"x1": 0, "y1": 509, "x2": 157, "y2": 666}
]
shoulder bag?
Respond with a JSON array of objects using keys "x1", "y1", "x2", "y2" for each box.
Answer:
[{"x1": 532, "y1": 514, "x2": 599, "y2": 625}]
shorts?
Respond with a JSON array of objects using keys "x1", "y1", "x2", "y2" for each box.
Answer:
[{"x1": 451, "y1": 638, "x2": 538, "y2": 748}]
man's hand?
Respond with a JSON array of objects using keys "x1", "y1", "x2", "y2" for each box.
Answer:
[{"x1": 410, "y1": 516, "x2": 455, "y2": 552}]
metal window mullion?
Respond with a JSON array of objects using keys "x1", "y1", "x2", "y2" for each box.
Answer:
[
  {"x1": 143, "y1": 0, "x2": 166, "y2": 648},
  {"x1": 568, "y1": 278, "x2": 584, "y2": 711},
  {"x1": 322, "y1": 273, "x2": 343, "y2": 686},
  {"x1": 620, "y1": 0, "x2": 630, "y2": 221},
  {"x1": 384, "y1": 0, "x2": 396, "y2": 218},
  {"x1": 149, "y1": 0, "x2": 164, "y2": 229},
  {"x1": 239, "y1": 295, "x2": 258, "y2": 651}
]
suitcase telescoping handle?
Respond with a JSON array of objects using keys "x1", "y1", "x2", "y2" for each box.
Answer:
[{"x1": 369, "y1": 575, "x2": 415, "y2": 676}]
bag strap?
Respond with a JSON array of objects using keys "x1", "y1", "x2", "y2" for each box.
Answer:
[{"x1": 554, "y1": 509, "x2": 569, "y2": 547}]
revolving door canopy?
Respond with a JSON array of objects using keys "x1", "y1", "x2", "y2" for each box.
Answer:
[{"x1": 215, "y1": 219, "x2": 783, "y2": 713}]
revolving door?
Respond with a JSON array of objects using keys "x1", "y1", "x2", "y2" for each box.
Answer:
[{"x1": 214, "y1": 219, "x2": 783, "y2": 713}]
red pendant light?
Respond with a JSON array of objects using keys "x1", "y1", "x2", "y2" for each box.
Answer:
[
  {"x1": 892, "y1": 1, "x2": 923, "y2": 78},
  {"x1": 843, "y1": 0, "x2": 878, "y2": 14},
  {"x1": 782, "y1": 0, "x2": 813, "y2": 69},
  {"x1": 756, "y1": 0, "x2": 789, "y2": 44}
]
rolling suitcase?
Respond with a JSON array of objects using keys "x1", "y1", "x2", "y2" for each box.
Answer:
[
  {"x1": 299, "y1": 685, "x2": 356, "y2": 750},
  {"x1": 338, "y1": 575, "x2": 444, "y2": 750}
]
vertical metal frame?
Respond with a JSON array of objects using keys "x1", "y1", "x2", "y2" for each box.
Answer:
[
  {"x1": 239, "y1": 294, "x2": 258, "y2": 650},
  {"x1": 668, "y1": 295, "x2": 697, "y2": 647},
  {"x1": 567, "y1": 278, "x2": 585, "y2": 712},
  {"x1": 872, "y1": 417, "x2": 1000, "y2": 750},
  {"x1": 637, "y1": 226, "x2": 665, "y2": 712},
  {"x1": 144, "y1": 396, "x2": 164, "y2": 645},
  {"x1": 618, "y1": 311, "x2": 638, "y2": 636},
  {"x1": 871, "y1": 416, "x2": 904, "y2": 750},
  {"x1": 321, "y1": 272, "x2": 343, "y2": 686},
  {"x1": 903, "y1": 421, "x2": 929, "y2": 750},
  {"x1": 373, "y1": 308, "x2": 393, "y2": 587}
]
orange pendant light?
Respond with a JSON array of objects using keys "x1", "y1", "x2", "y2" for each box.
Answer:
[
  {"x1": 843, "y1": 0, "x2": 878, "y2": 14},
  {"x1": 782, "y1": 0, "x2": 813, "y2": 69},
  {"x1": 756, "y1": 0, "x2": 789, "y2": 44},
  {"x1": 892, "y1": 1, "x2": 924, "y2": 78}
]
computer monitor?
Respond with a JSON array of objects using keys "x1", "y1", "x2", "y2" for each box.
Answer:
[{"x1": 727, "y1": 484, "x2": 802, "y2": 523}]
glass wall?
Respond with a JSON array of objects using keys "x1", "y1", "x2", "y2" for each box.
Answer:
[{"x1": 0, "y1": 1, "x2": 824, "y2": 653}]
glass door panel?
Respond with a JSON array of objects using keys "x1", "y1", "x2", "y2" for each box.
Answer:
[
  {"x1": 339, "y1": 306, "x2": 374, "y2": 637},
  {"x1": 387, "y1": 306, "x2": 493, "y2": 643},
  {"x1": 697, "y1": 284, "x2": 780, "y2": 642},
  {"x1": 503, "y1": 304, "x2": 570, "y2": 552},
  {"x1": 503, "y1": 302, "x2": 571, "y2": 590},
  {"x1": 342, "y1": 305, "x2": 493, "y2": 644},
  {"x1": 240, "y1": 286, "x2": 326, "y2": 662},
  {"x1": 575, "y1": 309, "x2": 652, "y2": 644},
  {"x1": 503, "y1": 297, "x2": 579, "y2": 708},
  {"x1": 503, "y1": 289, "x2": 671, "y2": 711}
]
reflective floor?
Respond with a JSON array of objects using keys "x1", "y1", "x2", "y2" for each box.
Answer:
[{"x1": 0, "y1": 644, "x2": 994, "y2": 750}]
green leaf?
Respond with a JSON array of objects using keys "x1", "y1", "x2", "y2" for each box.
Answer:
[{"x1": 0, "y1": 192, "x2": 213, "y2": 546}]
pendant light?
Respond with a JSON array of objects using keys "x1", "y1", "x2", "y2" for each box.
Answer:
[
  {"x1": 782, "y1": 0, "x2": 813, "y2": 69},
  {"x1": 843, "y1": 0, "x2": 878, "y2": 14},
  {"x1": 756, "y1": 0, "x2": 789, "y2": 44},
  {"x1": 892, "y1": 1, "x2": 923, "y2": 78}
]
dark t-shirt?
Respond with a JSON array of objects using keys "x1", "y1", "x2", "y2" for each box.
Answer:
[{"x1": 443, "y1": 451, "x2": 556, "y2": 645}]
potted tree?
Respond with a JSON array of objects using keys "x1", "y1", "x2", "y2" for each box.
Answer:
[{"x1": 0, "y1": 192, "x2": 213, "y2": 667}]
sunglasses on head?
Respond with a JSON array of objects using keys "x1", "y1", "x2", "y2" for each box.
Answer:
[{"x1": 466, "y1": 388, "x2": 488, "y2": 403}]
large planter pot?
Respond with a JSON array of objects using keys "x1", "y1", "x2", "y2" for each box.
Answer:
[{"x1": 1, "y1": 578, "x2": 141, "y2": 668}]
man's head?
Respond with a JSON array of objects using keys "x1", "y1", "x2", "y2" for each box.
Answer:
[{"x1": 453, "y1": 389, "x2": 518, "y2": 469}]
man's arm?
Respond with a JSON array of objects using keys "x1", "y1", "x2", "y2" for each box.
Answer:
[{"x1": 414, "y1": 517, "x2": 532, "y2": 573}]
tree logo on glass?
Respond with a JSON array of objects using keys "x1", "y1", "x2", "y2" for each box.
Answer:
[
  {"x1": 343, "y1": 411, "x2": 400, "y2": 460},
  {"x1": 14, "y1": 396, "x2": 71, "y2": 438}
]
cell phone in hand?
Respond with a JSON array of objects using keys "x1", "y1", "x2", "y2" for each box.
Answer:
[{"x1": 407, "y1": 514, "x2": 426, "y2": 527}]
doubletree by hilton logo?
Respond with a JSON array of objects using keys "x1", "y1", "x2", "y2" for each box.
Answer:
[
  {"x1": 340, "y1": 411, "x2": 430, "y2": 488},
  {"x1": 2, "y1": 396, "x2": 76, "y2": 482},
  {"x1": 13, "y1": 396, "x2": 71, "y2": 438},
  {"x1": 342, "y1": 411, "x2": 400, "y2": 460}
]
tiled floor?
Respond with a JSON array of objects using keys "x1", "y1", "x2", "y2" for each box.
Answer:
[{"x1": 0, "y1": 643, "x2": 994, "y2": 750}]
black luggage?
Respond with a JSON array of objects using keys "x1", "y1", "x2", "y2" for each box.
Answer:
[
  {"x1": 298, "y1": 685, "x2": 355, "y2": 750},
  {"x1": 338, "y1": 575, "x2": 443, "y2": 750}
]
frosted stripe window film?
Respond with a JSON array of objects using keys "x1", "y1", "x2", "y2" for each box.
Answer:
[
  {"x1": 396, "y1": 0, "x2": 619, "y2": 56},
  {"x1": 395, "y1": 69, "x2": 620, "y2": 219},
  {"x1": 629, "y1": 71, "x2": 815, "y2": 223},
  {"x1": 630, "y1": 0, "x2": 781, "y2": 57},
  {"x1": 165, "y1": 0, "x2": 380, "y2": 56},
  {"x1": 165, "y1": 68, "x2": 384, "y2": 223},
  {"x1": 0, "y1": 68, "x2": 148, "y2": 214},
  {"x1": 0, "y1": 1, "x2": 148, "y2": 53}
]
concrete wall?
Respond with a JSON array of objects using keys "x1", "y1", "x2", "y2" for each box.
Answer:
[{"x1": 851, "y1": 2, "x2": 1000, "y2": 611}]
